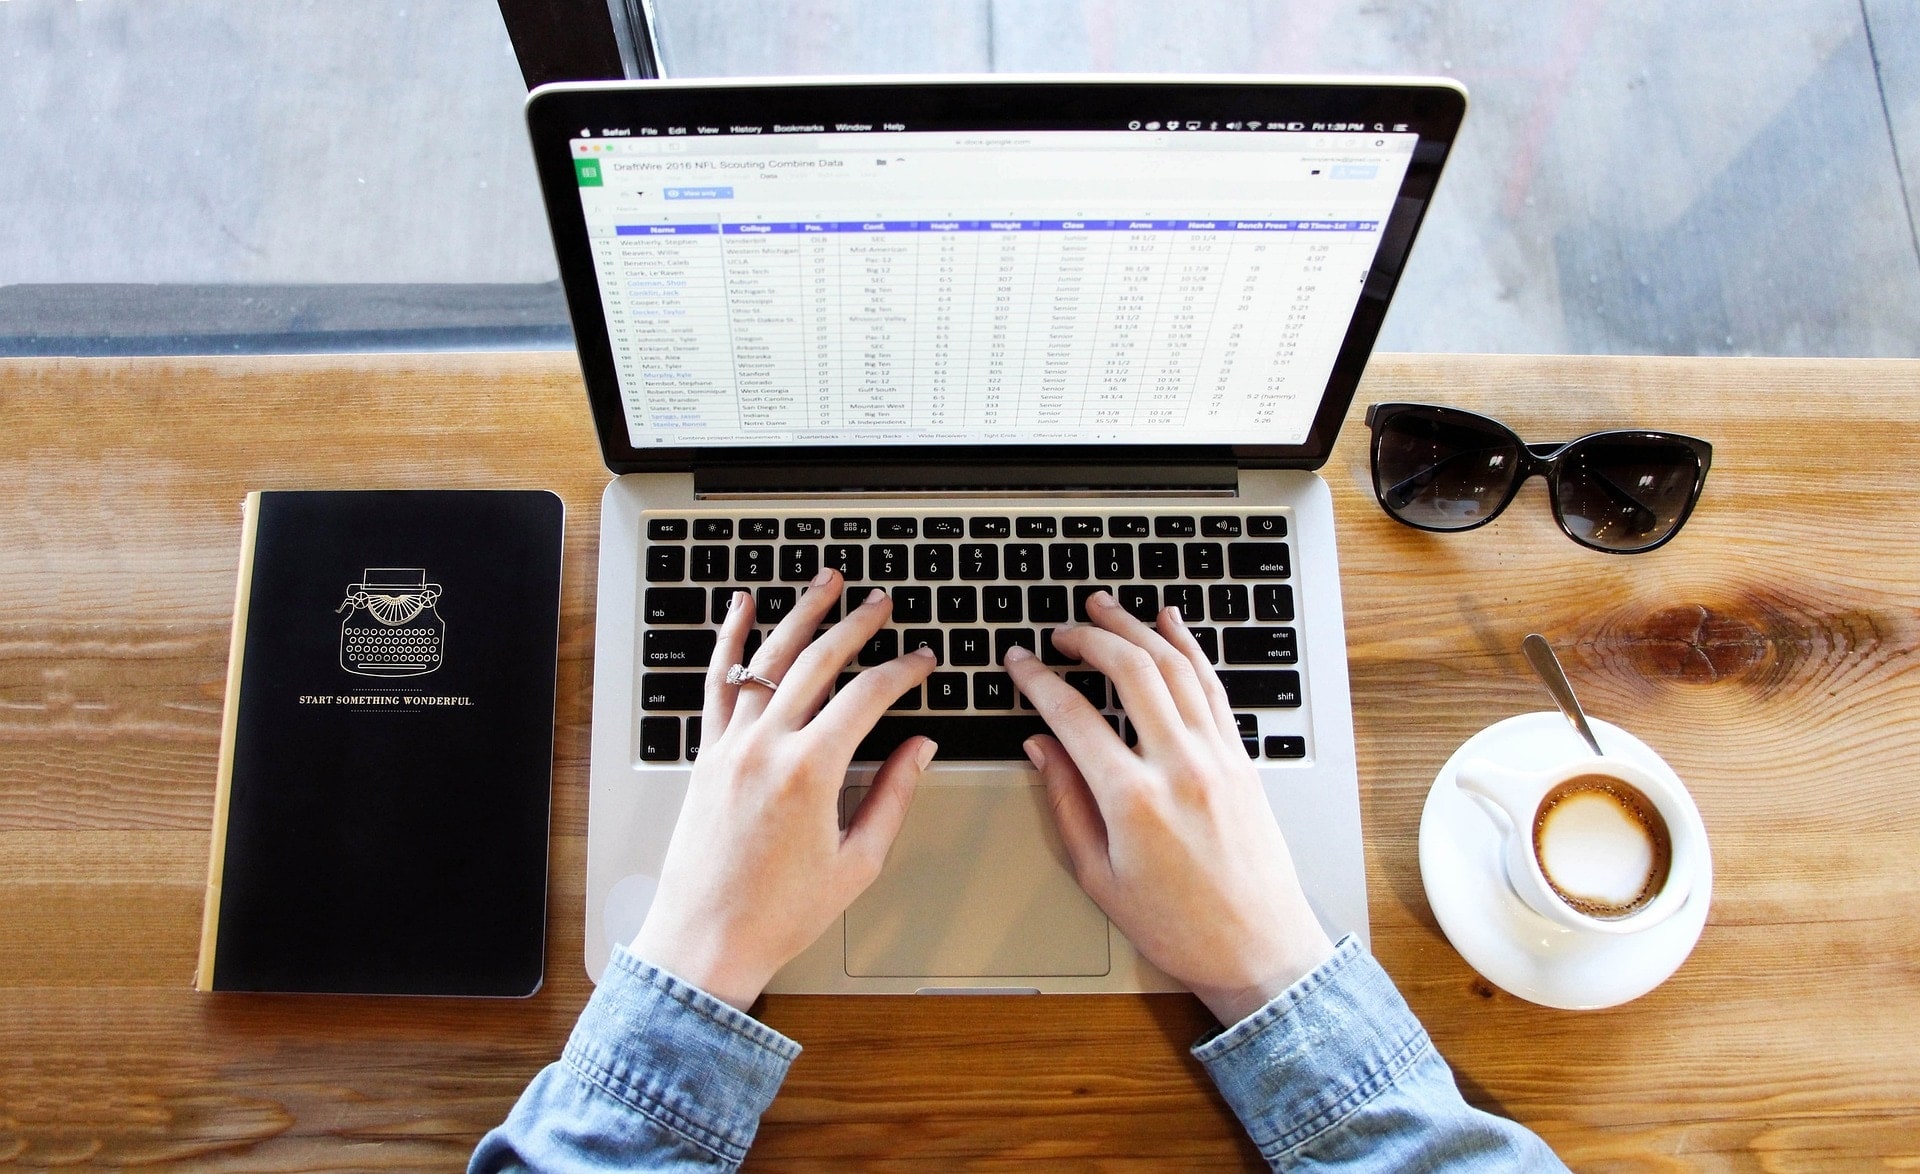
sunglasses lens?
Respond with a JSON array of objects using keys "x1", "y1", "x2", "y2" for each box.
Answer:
[
  {"x1": 1553, "y1": 437, "x2": 1703, "y2": 552},
  {"x1": 1373, "y1": 408, "x2": 1525, "y2": 530}
]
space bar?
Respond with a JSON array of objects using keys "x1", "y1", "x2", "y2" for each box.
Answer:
[{"x1": 853, "y1": 716, "x2": 1053, "y2": 762}]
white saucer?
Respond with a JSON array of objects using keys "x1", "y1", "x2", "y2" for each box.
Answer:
[{"x1": 1418, "y1": 712, "x2": 1712, "y2": 1009}]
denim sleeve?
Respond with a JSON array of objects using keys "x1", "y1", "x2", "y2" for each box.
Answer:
[
  {"x1": 470, "y1": 946, "x2": 799, "y2": 1173},
  {"x1": 1193, "y1": 936, "x2": 1567, "y2": 1171}
]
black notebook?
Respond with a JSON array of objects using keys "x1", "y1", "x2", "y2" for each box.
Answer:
[{"x1": 196, "y1": 490, "x2": 565, "y2": 995}]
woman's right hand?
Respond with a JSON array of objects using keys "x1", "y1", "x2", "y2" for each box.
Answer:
[{"x1": 1003, "y1": 590, "x2": 1334, "y2": 1028}]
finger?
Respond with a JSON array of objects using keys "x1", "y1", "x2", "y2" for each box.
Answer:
[
  {"x1": 805, "y1": 644, "x2": 939, "y2": 755},
  {"x1": 700, "y1": 589, "x2": 755, "y2": 741},
  {"x1": 1025, "y1": 735, "x2": 1111, "y2": 895},
  {"x1": 732, "y1": 568, "x2": 843, "y2": 725},
  {"x1": 761, "y1": 586, "x2": 895, "y2": 730},
  {"x1": 1001, "y1": 645, "x2": 1134, "y2": 789},
  {"x1": 1048, "y1": 621, "x2": 1189, "y2": 749},
  {"x1": 1156, "y1": 606, "x2": 1240, "y2": 744},
  {"x1": 1082, "y1": 590, "x2": 1217, "y2": 733},
  {"x1": 839, "y1": 735, "x2": 936, "y2": 894}
]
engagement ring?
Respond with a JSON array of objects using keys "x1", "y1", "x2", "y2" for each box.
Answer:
[{"x1": 725, "y1": 664, "x2": 781, "y2": 691}]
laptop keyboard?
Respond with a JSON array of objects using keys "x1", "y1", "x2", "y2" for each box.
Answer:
[{"x1": 636, "y1": 509, "x2": 1306, "y2": 763}]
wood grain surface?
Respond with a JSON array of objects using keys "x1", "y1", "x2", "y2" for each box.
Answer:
[{"x1": 3, "y1": 352, "x2": 1918, "y2": 1169}]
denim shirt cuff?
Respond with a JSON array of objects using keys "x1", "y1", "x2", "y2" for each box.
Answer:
[
  {"x1": 561, "y1": 945, "x2": 801, "y2": 1166},
  {"x1": 1191, "y1": 935, "x2": 1434, "y2": 1162}
]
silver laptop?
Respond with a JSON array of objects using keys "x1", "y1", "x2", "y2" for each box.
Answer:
[{"x1": 525, "y1": 75, "x2": 1466, "y2": 991}]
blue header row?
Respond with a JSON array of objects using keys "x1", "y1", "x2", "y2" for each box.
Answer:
[{"x1": 614, "y1": 218, "x2": 1379, "y2": 237}]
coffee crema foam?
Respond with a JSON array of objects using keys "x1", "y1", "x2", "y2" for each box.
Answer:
[{"x1": 1531, "y1": 774, "x2": 1672, "y2": 919}]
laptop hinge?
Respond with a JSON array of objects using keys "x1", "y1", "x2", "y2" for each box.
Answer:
[{"x1": 692, "y1": 461, "x2": 1240, "y2": 498}]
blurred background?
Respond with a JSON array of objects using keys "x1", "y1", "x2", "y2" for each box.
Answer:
[{"x1": 3, "y1": 0, "x2": 1915, "y2": 356}]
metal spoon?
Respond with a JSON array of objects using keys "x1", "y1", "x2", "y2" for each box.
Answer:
[{"x1": 1522, "y1": 633, "x2": 1605, "y2": 757}]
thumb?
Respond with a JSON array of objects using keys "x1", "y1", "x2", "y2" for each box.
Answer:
[
  {"x1": 1026, "y1": 735, "x2": 1110, "y2": 890},
  {"x1": 841, "y1": 735, "x2": 935, "y2": 883}
]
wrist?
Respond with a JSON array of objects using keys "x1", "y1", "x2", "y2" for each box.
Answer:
[
  {"x1": 1191, "y1": 932, "x2": 1336, "y2": 1028},
  {"x1": 631, "y1": 925, "x2": 771, "y2": 1012}
]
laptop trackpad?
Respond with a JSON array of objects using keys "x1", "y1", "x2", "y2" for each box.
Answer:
[{"x1": 841, "y1": 781, "x2": 1110, "y2": 978}]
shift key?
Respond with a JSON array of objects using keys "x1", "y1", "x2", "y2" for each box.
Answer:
[{"x1": 1218, "y1": 669, "x2": 1301, "y2": 708}]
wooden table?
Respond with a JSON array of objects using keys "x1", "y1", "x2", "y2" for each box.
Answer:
[{"x1": 5, "y1": 352, "x2": 1918, "y2": 1168}]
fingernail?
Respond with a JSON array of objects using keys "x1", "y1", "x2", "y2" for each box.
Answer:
[
  {"x1": 811, "y1": 566, "x2": 834, "y2": 587},
  {"x1": 1090, "y1": 590, "x2": 1116, "y2": 609},
  {"x1": 915, "y1": 739, "x2": 939, "y2": 770},
  {"x1": 1022, "y1": 738, "x2": 1046, "y2": 770},
  {"x1": 1003, "y1": 645, "x2": 1032, "y2": 664},
  {"x1": 729, "y1": 590, "x2": 749, "y2": 611},
  {"x1": 913, "y1": 644, "x2": 938, "y2": 659},
  {"x1": 1163, "y1": 605, "x2": 1185, "y2": 627},
  {"x1": 865, "y1": 588, "x2": 887, "y2": 604}
]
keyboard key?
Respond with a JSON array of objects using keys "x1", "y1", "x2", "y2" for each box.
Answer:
[
  {"x1": 1183, "y1": 542, "x2": 1225, "y2": 579},
  {"x1": 1254, "y1": 584, "x2": 1295, "y2": 622},
  {"x1": 878, "y1": 516, "x2": 918, "y2": 538},
  {"x1": 1235, "y1": 714, "x2": 1258, "y2": 737},
  {"x1": 1040, "y1": 627, "x2": 1078, "y2": 665},
  {"x1": 845, "y1": 585, "x2": 872, "y2": 616},
  {"x1": 1004, "y1": 543, "x2": 1044, "y2": 580},
  {"x1": 949, "y1": 628, "x2": 990, "y2": 665},
  {"x1": 1016, "y1": 516, "x2": 1057, "y2": 537},
  {"x1": 1153, "y1": 515, "x2": 1197, "y2": 537},
  {"x1": 690, "y1": 544, "x2": 729, "y2": 582},
  {"x1": 831, "y1": 517, "x2": 872, "y2": 539},
  {"x1": 902, "y1": 628, "x2": 943, "y2": 662},
  {"x1": 711, "y1": 587, "x2": 740, "y2": 623},
  {"x1": 734, "y1": 545, "x2": 774, "y2": 581},
  {"x1": 937, "y1": 586, "x2": 978, "y2": 623},
  {"x1": 784, "y1": 518, "x2": 827, "y2": 540},
  {"x1": 994, "y1": 628, "x2": 1036, "y2": 662},
  {"x1": 982, "y1": 585, "x2": 1022, "y2": 623},
  {"x1": 742, "y1": 518, "x2": 780, "y2": 539},
  {"x1": 693, "y1": 518, "x2": 734, "y2": 540},
  {"x1": 959, "y1": 543, "x2": 998, "y2": 580},
  {"x1": 1248, "y1": 515, "x2": 1288, "y2": 538},
  {"x1": 858, "y1": 629, "x2": 899, "y2": 666},
  {"x1": 853, "y1": 715, "x2": 1051, "y2": 761},
  {"x1": 1117, "y1": 584, "x2": 1159, "y2": 621},
  {"x1": 1065, "y1": 671, "x2": 1108, "y2": 709},
  {"x1": 647, "y1": 518, "x2": 688, "y2": 540},
  {"x1": 1229, "y1": 543, "x2": 1292, "y2": 579},
  {"x1": 1201, "y1": 515, "x2": 1242, "y2": 537},
  {"x1": 755, "y1": 587, "x2": 796, "y2": 625},
  {"x1": 824, "y1": 544, "x2": 863, "y2": 580},
  {"x1": 1139, "y1": 542, "x2": 1179, "y2": 579},
  {"x1": 974, "y1": 672, "x2": 1017, "y2": 709},
  {"x1": 1243, "y1": 737, "x2": 1260, "y2": 758},
  {"x1": 1028, "y1": 585, "x2": 1070, "y2": 623},
  {"x1": 970, "y1": 516, "x2": 1012, "y2": 538},
  {"x1": 1094, "y1": 543, "x2": 1134, "y2": 580},
  {"x1": 1219, "y1": 670, "x2": 1302, "y2": 708},
  {"x1": 640, "y1": 717, "x2": 680, "y2": 761},
  {"x1": 870, "y1": 544, "x2": 909, "y2": 580},
  {"x1": 645, "y1": 546, "x2": 685, "y2": 583},
  {"x1": 927, "y1": 672, "x2": 968, "y2": 709},
  {"x1": 1225, "y1": 627, "x2": 1298, "y2": 664},
  {"x1": 644, "y1": 587, "x2": 706, "y2": 625},
  {"x1": 644, "y1": 629, "x2": 716, "y2": 668},
  {"x1": 640, "y1": 672, "x2": 704, "y2": 711},
  {"x1": 890, "y1": 586, "x2": 932, "y2": 623},
  {"x1": 1072, "y1": 585, "x2": 1105, "y2": 622},
  {"x1": 1108, "y1": 515, "x2": 1150, "y2": 537},
  {"x1": 889, "y1": 685, "x2": 922, "y2": 711},
  {"x1": 1191, "y1": 627, "x2": 1219, "y2": 663},
  {"x1": 924, "y1": 516, "x2": 965, "y2": 538},
  {"x1": 779, "y1": 545, "x2": 819, "y2": 582},
  {"x1": 1209, "y1": 583, "x2": 1250, "y2": 622},
  {"x1": 1265, "y1": 735, "x2": 1307, "y2": 759},
  {"x1": 915, "y1": 543, "x2": 955, "y2": 581},
  {"x1": 1063, "y1": 516, "x2": 1103, "y2": 537},
  {"x1": 686, "y1": 716, "x2": 703, "y2": 761},
  {"x1": 1164, "y1": 583, "x2": 1205, "y2": 623},
  {"x1": 1049, "y1": 543, "x2": 1090, "y2": 580}
]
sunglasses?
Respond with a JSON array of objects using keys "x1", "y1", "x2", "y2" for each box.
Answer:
[{"x1": 1365, "y1": 403, "x2": 1712, "y2": 554}]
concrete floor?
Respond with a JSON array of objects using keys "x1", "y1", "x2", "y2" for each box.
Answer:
[{"x1": 4, "y1": 0, "x2": 1917, "y2": 357}]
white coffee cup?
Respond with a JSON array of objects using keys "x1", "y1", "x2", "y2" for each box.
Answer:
[{"x1": 1454, "y1": 755, "x2": 1699, "y2": 935}]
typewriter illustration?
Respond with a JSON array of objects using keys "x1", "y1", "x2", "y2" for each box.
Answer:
[{"x1": 337, "y1": 568, "x2": 445, "y2": 677}]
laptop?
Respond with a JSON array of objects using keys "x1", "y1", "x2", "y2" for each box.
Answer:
[{"x1": 524, "y1": 76, "x2": 1466, "y2": 991}]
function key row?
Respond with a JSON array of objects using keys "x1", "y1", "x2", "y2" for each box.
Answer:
[{"x1": 646, "y1": 514, "x2": 1288, "y2": 542}]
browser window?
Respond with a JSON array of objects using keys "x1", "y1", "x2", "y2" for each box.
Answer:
[{"x1": 570, "y1": 129, "x2": 1417, "y2": 448}]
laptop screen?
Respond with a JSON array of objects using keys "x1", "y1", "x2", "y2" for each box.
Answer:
[
  {"x1": 527, "y1": 79, "x2": 1466, "y2": 476},
  {"x1": 571, "y1": 128, "x2": 1415, "y2": 450}
]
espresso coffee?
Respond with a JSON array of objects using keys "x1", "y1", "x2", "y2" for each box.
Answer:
[{"x1": 1531, "y1": 774, "x2": 1672, "y2": 919}]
